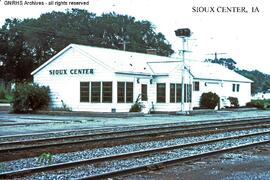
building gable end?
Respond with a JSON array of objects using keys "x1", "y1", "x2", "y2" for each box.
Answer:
[{"x1": 31, "y1": 44, "x2": 115, "y2": 76}]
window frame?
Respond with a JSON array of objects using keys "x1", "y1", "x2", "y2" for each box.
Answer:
[
  {"x1": 236, "y1": 84, "x2": 240, "y2": 92},
  {"x1": 126, "y1": 82, "x2": 134, "y2": 103},
  {"x1": 80, "y1": 82, "x2": 90, "y2": 102},
  {"x1": 80, "y1": 81, "x2": 113, "y2": 103},
  {"x1": 157, "y1": 83, "x2": 166, "y2": 103},
  {"x1": 232, "y1": 83, "x2": 236, "y2": 92},
  {"x1": 170, "y1": 83, "x2": 191, "y2": 103},
  {"x1": 232, "y1": 83, "x2": 240, "y2": 92},
  {"x1": 91, "y1": 82, "x2": 101, "y2": 103},
  {"x1": 170, "y1": 83, "x2": 176, "y2": 103},
  {"x1": 193, "y1": 81, "x2": 200, "y2": 91},
  {"x1": 176, "y1": 83, "x2": 182, "y2": 103},
  {"x1": 117, "y1": 82, "x2": 125, "y2": 103},
  {"x1": 102, "y1": 82, "x2": 112, "y2": 103},
  {"x1": 141, "y1": 84, "x2": 148, "y2": 101},
  {"x1": 117, "y1": 82, "x2": 134, "y2": 103}
]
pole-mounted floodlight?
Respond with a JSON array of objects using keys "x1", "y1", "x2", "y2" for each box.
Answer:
[
  {"x1": 175, "y1": 28, "x2": 191, "y2": 37},
  {"x1": 175, "y1": 28, "x2": 191, "y2": 113},
  {"x1": 0, "y1": 57, "x2": 3, "y2": 66}
]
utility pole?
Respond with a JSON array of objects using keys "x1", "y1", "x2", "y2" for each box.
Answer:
[
  {"x1": 119, "y1": 40, "x2": 130, "y2": 51},
  {"x1": 119, "y1": 27, "x2": 130, "y2": 51},
  {"x1": 0, "y1": 55, "x2": 4, "y2": 66},
  {"x1": 206, "y1": 52, "x2": 227, "y2": 67},
  {"x1": 206, "y1": 52, "x2": 226, "y2": 61},
  {"x1": 175, "y1": 28, "x2": 191, "y2": 113}
]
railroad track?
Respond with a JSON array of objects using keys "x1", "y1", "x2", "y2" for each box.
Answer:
[
  {"x1": 1, "y1": 117, "x2": 270, "y2": 161},
  {"x1": 2, "y1": 117, "x2": 270, "y2": 146},
  {"x1": 0, "y1": 122, "x2": 50, "y2": 127},
  {"x1": 0, "y1": 130, "x2": 269, "y2": 179},
  {"x1": 1, "y1": 116, "x2": 270, "y2": 142}
]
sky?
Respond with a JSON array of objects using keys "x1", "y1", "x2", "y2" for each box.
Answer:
[{"x1": 0, "y1": 0, "x2": 269, "y2": 73}]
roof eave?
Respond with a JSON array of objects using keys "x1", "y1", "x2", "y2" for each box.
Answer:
[
  {"x1": 115, "y1": 71, "x2": 152, "y2": 77},
  {"x1": 193, "y1": 77, "x2": 253, "y2": 83},
  {"x1": 31, "y1": 44, "x2": 74, "y2": 76}
]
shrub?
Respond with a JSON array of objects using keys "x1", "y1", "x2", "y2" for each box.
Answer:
[
  {"x1": 129, "y1": 102, "x2": 142, "y2": 112},
  {"x1": 200, "y1": 92, "x2": 219, "y2": 109},
  {"x1": 246, "y1": 102, "x2": 253, "y2": 107},
  {"x1": 129, "y1": 94, "x2": 144, "y2": 112},
  {"x1": 246, "y1": 100, "x2": 269, "y2": 110},
  {"x1": 0, "y1": 86, "x2": 13, "y2": 103},
  {"x1": 0, "y1": 86, "x2": 6, "y2": 99},
  {"x1": 228, "y1": 97, "x2": 239, "y2": 107},
  {"x1": 12, "y1": 83, "x2": 50, "y2": 113},
  {"x1": 254, "y1": 101, "x2": 266, "y2": 109}
]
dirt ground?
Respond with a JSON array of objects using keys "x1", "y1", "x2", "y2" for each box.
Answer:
[{"x1": 124, "y1": 143, "x2": 270, "y2": 180}]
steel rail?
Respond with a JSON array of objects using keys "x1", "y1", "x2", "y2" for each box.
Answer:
[
  {"x1": 0, "y1": 131, "x2": 269, "y2": 179},
  {"x1": 1, "y1": 117, "x2": 270, "y2": 148},
  {"x1": 1, "y1": 120, "x2": 270, "y2": 157},
  {"x1": 80, "y1": 140, "x2": 270, "y2": 180},
  {"x1": 0, "y1": 122, "x2": 50, "y2": 127},
  {"x1": 1, "y1": 116, "x2": 270, "y2": 140}
]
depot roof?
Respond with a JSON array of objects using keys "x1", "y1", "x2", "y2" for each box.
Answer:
[{"x1": 31, "y1": 44, "x2": 252, "y2": 83}]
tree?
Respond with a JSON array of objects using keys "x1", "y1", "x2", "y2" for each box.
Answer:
[
  {"x1": 236, "y1": 69, "x2": 270, "y2": 94},
  {"x1": 205, "y1": 58, "x2": 237, "y2": 70},
  {"x1": 0, "y1": 9, "x2": 174, "y2": 83},
  {"x1": 0, "y1": 19, "x2": 33, "y2": 82},
  {"x1": 205, "y1": 57, "x2": 270, "y2": 94}
]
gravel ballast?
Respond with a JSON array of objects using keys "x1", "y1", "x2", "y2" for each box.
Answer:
[
  {"x1": 0, "y1": 128, "x2": 269, "y2": 175},
  {"x1": 25, "y1": 134, "x2": 270, "y2": 179}
]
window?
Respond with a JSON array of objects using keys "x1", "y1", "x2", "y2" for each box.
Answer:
[
  {"x1": 183, "y1": 84, "x2": 192, "y2": 103},
  {"x1": 170, "y1": 84, "x2": 176, "y2": 103},
  {"x1": 157, "y1": 83, "x2": 166, "y2": 103},
  {"x1": 80, "y1": 82, "x2": 89, "y2": 102},
  {"x1": 91, "y1": 82, "x2": 101, "y2": 102},
  {"x1": 81, "y1": 82, "x2": 112, "y2": 103},
  {"x1": 141, "y1": 84, "x2": 148, "y2": 101},
  {"x1": 193, "y1": 81, "x2": 200, "y2": 91},
  {"x1": 102, "y1": 82, "x2": 112, "y2": 103},
  {"x1": 236, "y1": 84, "x2": 240, "y2": 92},
  {"x1": 170, "y1": 83, "x2": 182, "y2": 103},
  {"x1": 126, "y1": 82, "x2": 133, "y2": 103},
  {"x1": 176, "y1": 84, "x2": 182, "y2": 102},
  {"x1": 184, "y1": 84, "x2": 187, "y2": 102},
  {"x1": 117, "y1": 82, "x2": 133, "y2": 103},
  {"x1": 232, "y1": 83, "x2": 240, "y2": 92},
  {"x1": 170, "y1": 83, "x2": 191, "y2": 103},
  {"x1": 187, "y1": 84, "x2": 192, "y2": 102},
  {"x1": 117, "y1": 82, "x2": 125, "y2": 103}
]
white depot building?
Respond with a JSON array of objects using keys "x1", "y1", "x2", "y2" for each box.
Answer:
[{"x1": 31, "y1": 44, "x2": 252, "y2": 113}]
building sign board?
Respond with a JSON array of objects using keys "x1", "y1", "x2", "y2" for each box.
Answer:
[{"x1": 49, "y1": 69, "x2": 94, "y2": 75}]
